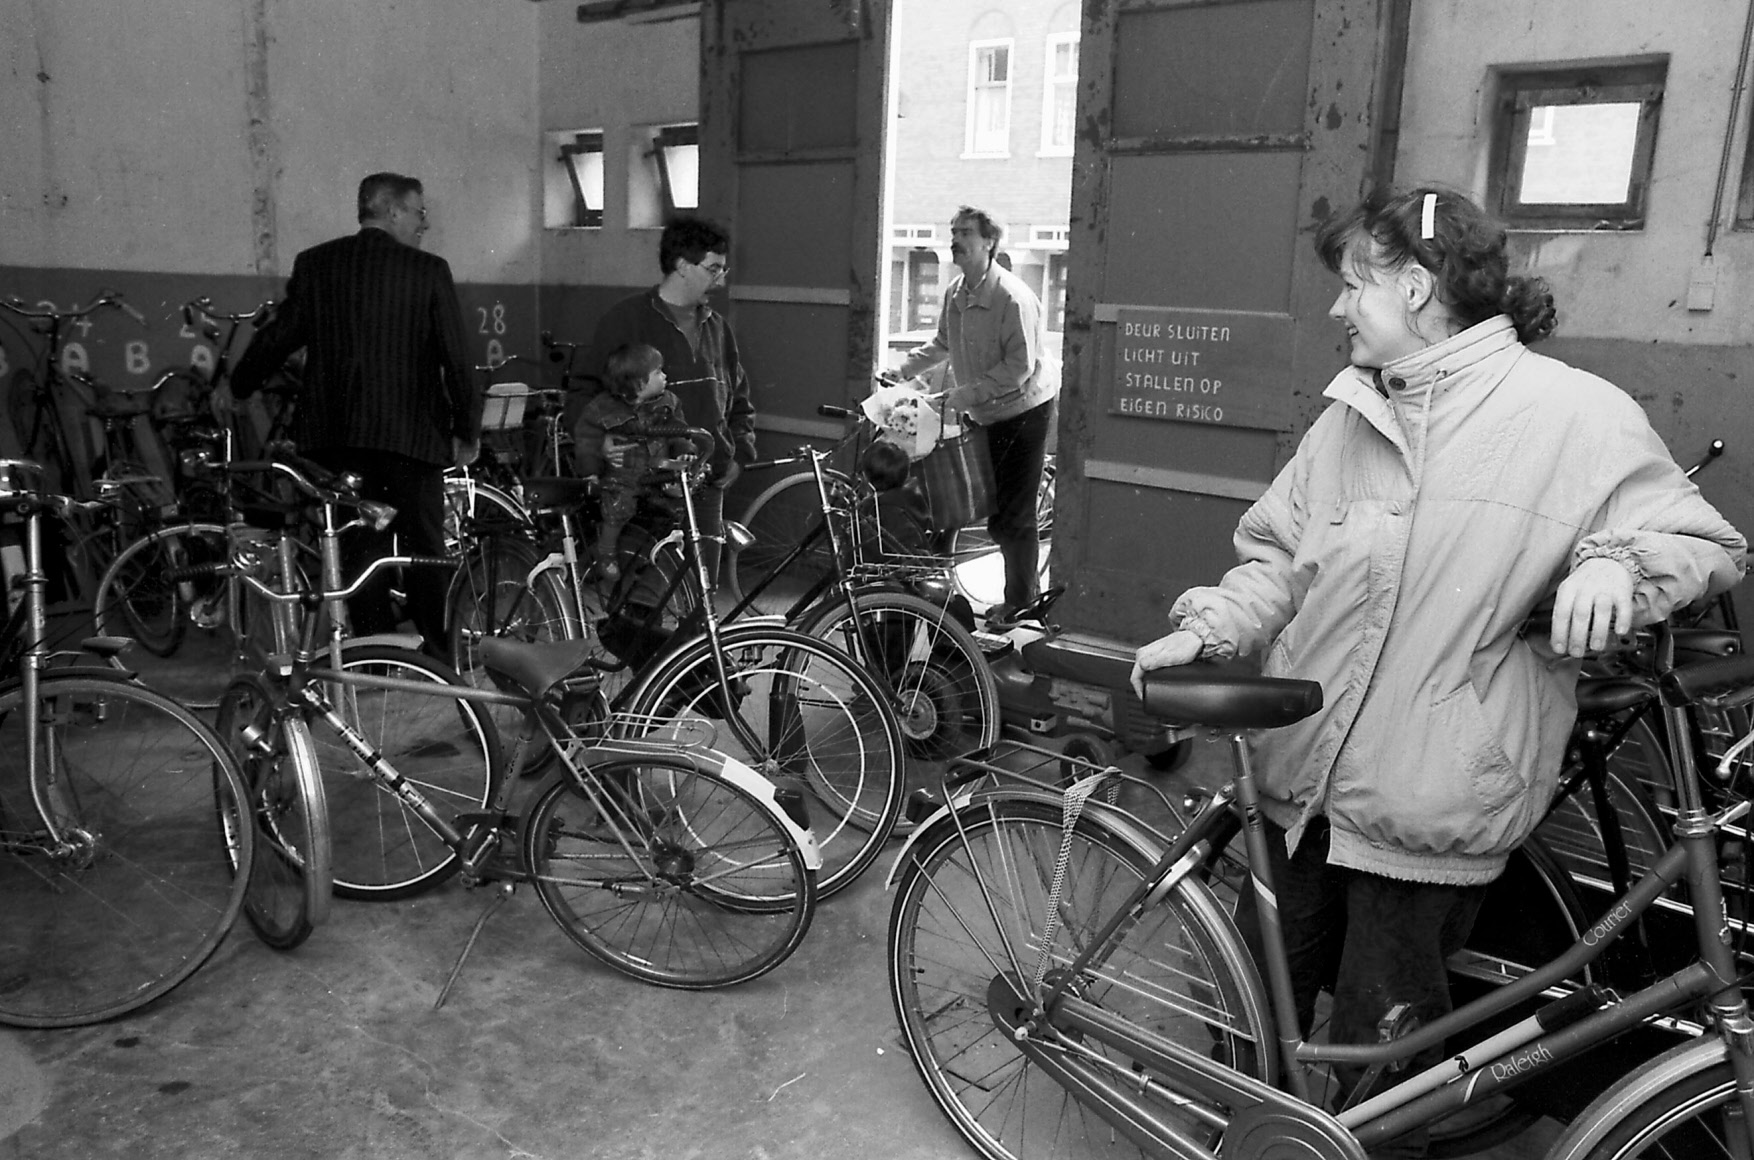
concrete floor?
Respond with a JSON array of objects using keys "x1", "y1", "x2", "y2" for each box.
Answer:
[{"x1": 0, "y1": 745, "x2": 1564, "y2": 1160}]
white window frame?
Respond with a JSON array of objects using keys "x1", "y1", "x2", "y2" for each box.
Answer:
[
  {"x1": 1039, "y1": 33, "x2": 1078, "y2": 157},
  {"x1": 892, "y1": 224, "x2": 938, "y2": 242},
  {"x1": 964, "y1": 38, "x2": 1014, "y2": 159}
]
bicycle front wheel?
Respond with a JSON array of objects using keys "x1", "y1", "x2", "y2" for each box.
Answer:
[
  {"x1": 308, "y1": 644, "x2": 504, "y2": 899},
  {"x1": 797, "y1": 588, "x2": 999, "y2": 820},
  {"x1": 1556, "y1": 1046, "x2": 1746, "y2": 1159},
  {"x1": 618, "y1": 625, "x2": 905, "y2": 899},
  {"x1": 0, "y1": 675, "x2": 252, "y2": 1027},
  {"x1": 888, "y1": 796, "x2": 1270, "y2": 1160},
  {"x1": 522, "y1": 755, "x2": 815, "y2": 988},
  {"x1": 215, "y1": 674, "x2": 331, "y2": 950}
]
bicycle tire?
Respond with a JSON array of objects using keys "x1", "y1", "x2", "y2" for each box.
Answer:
[
  {"x1": 305, "y1": 643, "x2": 504, "y2": 900},
  {"x1": 0, "y1": 674, "x2": 253, "y2": 1027},
  {"x1": 731, "y1": 470, "x2": 845, "y2": 609},
  {"x1": 94, "y1": 521, "x2": 229, "y2": 657},
  {"x1": 1552, "y1": 1043, "x2": 1744, "y2": 1160},
  {"x1": 522, "y1": 754, "x2": 816, "y2": 988},
  {"x1": 215, "y1": 673, "x2": 331, "y2": 950},
  {"x1": 617, "y1": 624, "x2": 905, "y2": 900},
  {"x1": 948, "y1": 460, "x2": 1055, "y2": 608},
  {"x1": 448, "y1": 534, "x2": 582, "y2": 777},
  {"x1": 888, "y1": 795, "x2": 1270, "y2": 1160},
  {"x1": 795, "y1": 588, "x2": 999, "y2": 828}
]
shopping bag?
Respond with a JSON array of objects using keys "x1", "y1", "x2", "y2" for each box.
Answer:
[{"x1": 916, "y1": 418, "x2": 994, "y2": 534}]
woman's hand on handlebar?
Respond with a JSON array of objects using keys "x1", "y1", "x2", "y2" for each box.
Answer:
[
  {"x1": 1550, "y1": 557, "x2": 1636, "y2": 658},
  {"x1": 1129, "y1": 629, "x2": 1204, "y2": 701}
]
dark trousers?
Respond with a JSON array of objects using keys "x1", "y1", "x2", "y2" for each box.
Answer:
[
  {"x1": 1236, "y1": 817, "x2": 1486, "y2": 1153},
  {"x1": 308, "y1": 448, "x2": 448, "y2": 651},
  {"x1": 983, "y1": 398, "x2": 1053, "y2": 608}
]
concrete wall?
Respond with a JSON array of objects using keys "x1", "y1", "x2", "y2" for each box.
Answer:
[
  {"x1": 0, "y1": 0, "x2": 700, "y2": 387},
  {"x1": 1396, "y1": 0, "x2": 1754, "y2": 550},
  {"x1": 532, "y1": 5, "x2": 701, "y2": 346}
]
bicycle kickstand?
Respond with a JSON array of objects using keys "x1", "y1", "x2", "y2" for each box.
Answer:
[{"x1": 434, "y1": 881, "x2": 517, "y2": 1011}]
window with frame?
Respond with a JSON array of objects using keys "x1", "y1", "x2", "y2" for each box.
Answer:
[
  {"x1": 557, "y1": 130, "x2": 605, "y2": 228},
  {"x1": 966, "y1": 39, "x2": 1013, "y2": 157},
  {"x1": 1040, "y1": 33, "x2": 1078, "y2": 156},
  {"x1": 1487, "y1": 59, "x2": 1666, "y2": 230},
  {"x1": 649, "y1": 122, "x2": 699, "y2": 217}
]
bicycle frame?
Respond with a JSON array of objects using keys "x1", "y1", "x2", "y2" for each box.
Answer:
[{"x1": 902, "y1": 669, "x2": 1754, "y2": 1159}]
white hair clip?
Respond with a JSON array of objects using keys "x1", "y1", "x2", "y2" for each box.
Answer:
[{"x1": 1420, "y1": 193, "x2": 1437, "y2": 241}]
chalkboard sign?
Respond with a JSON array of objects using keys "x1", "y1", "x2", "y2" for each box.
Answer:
[{"x1": 1108, "y1": 307, "x2": 1295, "y2": 430}]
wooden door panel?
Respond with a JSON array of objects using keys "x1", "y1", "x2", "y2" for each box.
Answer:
[{"x1": 1057, "y1": 0, "x2": 1402, "y2": 639}]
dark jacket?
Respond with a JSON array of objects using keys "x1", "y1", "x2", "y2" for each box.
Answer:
[
  {"x1": 586, "y1": 288, "x2": 756, "y2": 475},
  {"x1": 232, "y1": 227, "x2": 480, "y2": 465}
]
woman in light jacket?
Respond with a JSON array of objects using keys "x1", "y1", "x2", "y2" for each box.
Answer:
[{"x1": 1130, "y1": 186, "x2": 1745, "y2": 1139}]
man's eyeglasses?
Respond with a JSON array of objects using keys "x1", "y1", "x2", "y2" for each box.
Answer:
[{"x1": 697, "y1": 261, "x2": 728, "y2": 277}]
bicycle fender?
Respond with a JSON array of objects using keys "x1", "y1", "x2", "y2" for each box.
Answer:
[
  {"x1": 1543, "y1": 1035, "x2": 1730, "y2": 1160},
  {"x1": 884, "y1": 785, "x2": 1168, "y2": 889},
  {"x1": 706, "y1": 752, "x2": 823, "y2": 873},
  {"x1": 567, "y1": 744, "x2": 822, "y2": 873}
]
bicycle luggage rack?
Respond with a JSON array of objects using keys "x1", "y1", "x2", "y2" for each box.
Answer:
[{"x1": 920, "y1": 736, "x2": 1194, "y2": 838}]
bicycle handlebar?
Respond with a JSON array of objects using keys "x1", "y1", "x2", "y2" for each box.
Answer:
[
  {"x1": 183, "y1": 296, "x2": 275, "y2": 328},
  {"x1": 1, "y1": 290, "x2": 144, "y2": 326},
  {"x1": 1685, "y1": 439, "x2": 1726, "y2": 478}
]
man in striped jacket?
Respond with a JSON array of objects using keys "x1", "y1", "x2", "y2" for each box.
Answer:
[{"x1": 229, "y1": 172, "x2": 481, "y2": 661}]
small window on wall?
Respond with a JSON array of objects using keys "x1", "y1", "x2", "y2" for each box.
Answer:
[
  {"x1": 628, "y1": 122, "x2": 699, "y2": 229},
  {"x1": 652, "y1": 123, "x2": 700, "y2": 215},
  {"x1": 1487, "y1": 60, "x2": 1666, "y2": 230},
  {"x1": 966, "y1": 40, "x2": 1013, "y2": 157},
  {"x1": 1040, "y1": 33, "x2": 1078, "y2": 156},
  {"x1": 557, "y1": 131, "x2": 605, "y2": 228}
]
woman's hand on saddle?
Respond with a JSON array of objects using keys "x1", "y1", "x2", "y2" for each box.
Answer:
[
  {"x1": 1550, "y1": 556, "x2": 1637, "y2": 658},
  {"x1": 1129, "y1": 629, "x2": 1203, "y2": 701}
]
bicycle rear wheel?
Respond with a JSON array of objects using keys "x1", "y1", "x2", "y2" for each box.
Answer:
[
  {"x1": 888, "y1": 796, "x2": 1270, "y2": 1160},
  {"x1": 306, "y1": 644, "x2": 503, "y2": 900},
  {"x1": 94, "y1": 522, "x2": 237, "y2": 700},
  {"x1": 0, "y1": 675, "x2": 252, "y2": 1027},
  {"x1": 215, "y1": 674, "x2": 330, "y2": 950},
  {"x1": 447, "y1": 534, "x2": 580, "y2": 776},
  {"x1": 617, "y1": 625, "x2": 905, "y2": 899},
  {"x1": 948, "y1": 460, "x2": 1054, "y2": 608},
  {"x1": 796, "y1": 588, "x2": 999, "y2": 823},
  {"x1": 522, "y1": 755, "x2": 815, "y2": 988}
]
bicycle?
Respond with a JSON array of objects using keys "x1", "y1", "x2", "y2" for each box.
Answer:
[
  {"x1": 0, "y1": 457, "x2": 258, "y2": 1028},
  {"x1": 886, "y1": 620, "x2": 1754, "y2": 1160},
  {"x1": 450, "y1": 425, "x2": 910, "y2": 900},
  {"x1": 0, "y1": 291, "x2": 201, "y2": 624},
  {"x1": 729, "y1": 391, "x2": 1055, "y2": 615},
  {"x1": 227, "y1": 493, "x2": 821, "y2": 992}
]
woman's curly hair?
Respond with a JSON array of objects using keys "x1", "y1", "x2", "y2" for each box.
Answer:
[{"x1": 1315, "y1": 186, "x2": 1558, "y2": 345}]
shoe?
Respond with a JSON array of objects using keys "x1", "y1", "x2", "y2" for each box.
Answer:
[{"x1": 985, "y1": 602, "x2": 1021, "y2": 629}]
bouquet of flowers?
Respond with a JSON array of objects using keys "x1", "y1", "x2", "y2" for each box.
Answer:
[{"x1": 860, "y1": 379, "x2": 943, "y2": 461}]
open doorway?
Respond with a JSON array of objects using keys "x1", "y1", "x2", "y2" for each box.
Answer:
[{"x1": 878, "y1": 0, "x2": 1076, "y2": 605}]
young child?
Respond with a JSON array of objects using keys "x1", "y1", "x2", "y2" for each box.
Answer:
[{"x1": 572, "y1": 342, "x2": 690, "y2": 583}]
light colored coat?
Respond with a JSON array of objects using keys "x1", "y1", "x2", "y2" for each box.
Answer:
[
  {"x1": 1171, "y1": 316, "x2": 1745, "y2": 884},
  {"x1": 900, "y1": 262, "x2": 1058, "y2": 426}
]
